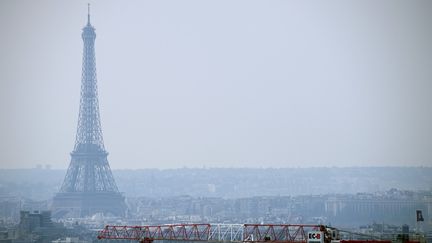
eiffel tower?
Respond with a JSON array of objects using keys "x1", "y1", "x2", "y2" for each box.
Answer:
[{"x1": 52, "y1": 6, "x2": 126, "y2": 218}]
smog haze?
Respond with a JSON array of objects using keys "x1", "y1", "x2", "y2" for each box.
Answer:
[{"x1": 1, "y1": 0, "x2": 431, "y2": 169}]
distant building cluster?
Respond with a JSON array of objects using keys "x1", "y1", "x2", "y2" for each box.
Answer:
[
  {"x1": 0, "y1": 210, "x2": 89, "y2": 243},
  {"x1": 126, "y1": 189, "x2": 432, "y2": 228},
  {"x1": 0, "y1": 209, "x2": 118, "y2": 242},
  {"x1": 0, "y1": 189, "x2": 431, "y2": 242}
]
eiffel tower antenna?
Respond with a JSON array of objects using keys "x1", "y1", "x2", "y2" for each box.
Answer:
[{"x1": 87, "y1": 3, "x2": 91, "y2": 24}]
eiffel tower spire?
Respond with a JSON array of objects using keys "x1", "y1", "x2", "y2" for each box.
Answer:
[
  {"x1": 52, "y1": 7, "x2": 125, "y2": 218},
  {"x1": 87, "y1": 3, "x2": 91, "y2": 25}
]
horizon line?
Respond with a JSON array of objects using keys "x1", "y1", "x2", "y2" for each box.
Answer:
[{"x1": 0, "y1": 165, "x2": 431, "y2": 170}]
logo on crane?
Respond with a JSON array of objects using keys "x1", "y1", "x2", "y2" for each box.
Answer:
[{"x1": 308, "y1": 232, "x2": 324, "y2": 243}]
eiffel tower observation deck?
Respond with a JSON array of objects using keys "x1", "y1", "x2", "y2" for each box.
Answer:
[{"x1": 52, "y1": 6, "x2": 126, "y2": 218}]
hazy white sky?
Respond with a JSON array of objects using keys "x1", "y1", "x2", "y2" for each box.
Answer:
[{"x1": 0, "y1": 1, "x2": 431, "y2": 169}]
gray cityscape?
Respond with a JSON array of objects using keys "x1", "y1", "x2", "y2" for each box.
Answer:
[
  {"x1": 1, "y1": 167, "x2": 431, "y2": 242},
  {"x1": 1, "y1": 1, "x2": 432, "y2": 243}
]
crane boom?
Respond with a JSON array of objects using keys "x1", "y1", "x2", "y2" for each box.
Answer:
[
  {"x1": 97, "y1": 224, "x2": 320, "y2": 243},
  {"x1": 97, "y1": 223, "x2": 418, "y2": 243}
]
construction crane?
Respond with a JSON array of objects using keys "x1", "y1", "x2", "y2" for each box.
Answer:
[{"x1": 97, "y1": 223, "x2": 412, "y2": 243}]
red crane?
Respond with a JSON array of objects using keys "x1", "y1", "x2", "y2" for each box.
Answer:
[
  {"x1": 97, "y1": 224, "x2": 320, "y2": 243},
  {"x1": 97, "y1": 223, "x2": 426, "y2": 243}
]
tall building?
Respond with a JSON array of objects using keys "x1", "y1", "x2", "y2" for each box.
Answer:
[{"x1": 51, "y1": 6, "x2": 126, "y2": 218}]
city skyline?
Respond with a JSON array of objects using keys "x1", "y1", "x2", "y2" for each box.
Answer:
[{"x1": 1, "y1": 1, "x2": 432, "y2": 169}]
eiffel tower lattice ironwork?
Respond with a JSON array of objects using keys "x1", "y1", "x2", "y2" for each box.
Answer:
[{"x1": 52, "y1": 6, "x2": 126, "y2": 218}]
